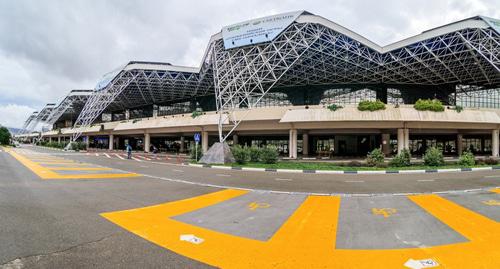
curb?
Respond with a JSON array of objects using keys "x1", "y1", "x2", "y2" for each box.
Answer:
[{"x1": 187, "y1": 163, "x2": 500, "y2": 175}]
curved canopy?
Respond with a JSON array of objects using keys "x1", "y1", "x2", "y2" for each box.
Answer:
[{"x1": 64, "y1": 11, "x2": 499, "y2": 142}]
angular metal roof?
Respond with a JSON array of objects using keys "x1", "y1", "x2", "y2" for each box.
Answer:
[
  {"x1": 45, "y1": 90, "x2": 93, "y2": 126},
  {"x1": 65, "y1": 11, "x2": 499, "y2": 142}
]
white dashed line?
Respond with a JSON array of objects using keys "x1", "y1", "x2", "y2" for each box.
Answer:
[
  {"x1": 216, "y1": 174, "x2": 231, "y2": 177},
  {"x1": 114, "y1": 153, "x2": 124, "y2": 160},
  {"x1": 173, "y1": 169, "x2": 184, "y2": 173},
  {"x1": 344, "y1": 180, "x2": 365, "y2": 183},
  {"x1": 140, "y1": 165, "x2": 149, "y2": 168},
  {"x1": 275, "y1": 178, "x2": 293, "y2": 181},
  {"x1": 484, "y1": 175, "x2": 500, "y2": 178},
  {"x1": 417, "y1": 179, "x2": 435, "y2": 182}
]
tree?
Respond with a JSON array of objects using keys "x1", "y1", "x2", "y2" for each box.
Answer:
[{"x1": 0, "y1": 126, "x2": 12, "y2": 145}]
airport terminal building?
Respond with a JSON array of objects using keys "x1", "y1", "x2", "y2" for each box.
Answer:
[{"x1": 18, "y1": 11, "x2": 500, "y2": 159}]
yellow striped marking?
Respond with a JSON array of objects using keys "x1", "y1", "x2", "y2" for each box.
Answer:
[
  {"x1": 47, "y1": 167, "x2": 113, "y2": 171},
  {"x1": 8, "y1": 149, "x2": 140, "y2": 179},
  {"x1": 491, "y1": 188, "x2": 500, "y2": 194},
  {"x1": 102, "y1": 191, "x2": 500, "y2": 268}
]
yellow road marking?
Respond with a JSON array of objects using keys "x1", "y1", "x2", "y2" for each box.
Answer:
[
  {"x1": 46, "y1": 167, "x2": 113, "y2": 171},
  {"x1": 372, "y1": 207, "x2": 397, "y2": 218},
  {"x1": 101, "y1": 192, "x2": 500, "y2": 268},
  {"x1": 491, "y1": 188, "x2": 500, "y2": 194},
  {"x1": 482, "y1": 199, "x2": 500, "y2": 206},
  {"x1": 247, "y1": 202, "x2": 270, "y2": 210},
  {"x1": 8, "y1": 149, "x2": 140, "y2": 179}
]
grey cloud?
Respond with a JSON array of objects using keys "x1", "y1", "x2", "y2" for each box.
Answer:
[{"x1": 0, "y1": 0, "x2": 498, "y2": 128}]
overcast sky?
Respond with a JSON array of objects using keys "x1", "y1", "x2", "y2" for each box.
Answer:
[{"x1": 0, "y1": 0, "x2": 498, "y2": 128}]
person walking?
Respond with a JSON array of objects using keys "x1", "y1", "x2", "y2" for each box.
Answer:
[{"x1": 126, "y1": 143, "x2": 132, "y2": 159}]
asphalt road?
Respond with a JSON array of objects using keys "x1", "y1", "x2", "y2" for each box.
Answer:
[
  {"x1": 0, "y1": 148, "x2": 215, "y2": 268},
  {"x1": 39, "y1": 147, "x2": 500, "y2": 195},
  {"x1": 1, "y1": 145, "x2": 499, "y2": 268}
]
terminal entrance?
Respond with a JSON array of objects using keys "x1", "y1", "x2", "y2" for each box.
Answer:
[{"x1": 311, "y1": 135, "x2": 380, "y2": 157}]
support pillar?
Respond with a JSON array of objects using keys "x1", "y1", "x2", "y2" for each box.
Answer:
[
  {"x1": 109, "y1": 134, "x2": 114, "y2": 150},
  {"x1": 381, "y1": 133, "x2": 391, "y2": 155},
  {"x1": 457, "y1": 134, "x2": 463, "y2": 155},
  {"x1": 233, "y1": 134, "x2": 239, "y2": 146},
  {"x1": 144, "y1": 132, "x2": 150, "y2": 153},
  {"x1": 180, "y1": 136, "x2": 185, "y2": 153},
  {"x1": 492, "y1": 129, "x2": 499, "y2": 157},
  {"x1": 302, "y1": 132, "x2": 309, "y2": 156},
  {"x1": 125, "y1": 109, "x2": 130, "y2": 120},
  {"x1": 404, "y1": 128, "x2": 410, "y2": 150},
  {"x1": 57, "y1": 136, "x2": 61, "y2": 144},
  {"x1": 397, "y1": 129, "x2": 405, "y2": 154},
  {"x1": 202, "y1": 131, "x2": 209, "y2": 153},
  {"x1": 289, "y1": 129, "x2": 297, "y2": 159},
  {"x1": 85, "y1": 136, "x2": 90, "y2": 150}
]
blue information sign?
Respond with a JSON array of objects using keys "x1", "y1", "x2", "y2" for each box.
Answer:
[{"x1": 194, "y1": 133, "x2": 201, "y2": 143}]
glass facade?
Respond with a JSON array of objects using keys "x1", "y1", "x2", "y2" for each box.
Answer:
[{"x1": 455, "y1": 87, "x2": 500, "y2": 109}]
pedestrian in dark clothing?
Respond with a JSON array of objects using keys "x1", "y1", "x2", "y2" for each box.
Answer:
[{"x1": 126, "y1": 144, "x2": 132, "y2": 159}]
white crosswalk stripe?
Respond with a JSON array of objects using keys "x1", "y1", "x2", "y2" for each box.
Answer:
[
  {"x1": 95, "y1": 153, "x2": 99, "y2": 157},
  {"x1": 114, "y1": 153, "x2": 125, "y2": 160},
  {"x1": 104, "y1": 153, "x2": 111, "y2": 158},
  {"x1": 131, "y1": 157, "x2": 143, "y2": 162}
]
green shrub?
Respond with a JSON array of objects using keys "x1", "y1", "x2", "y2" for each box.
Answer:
[
  {"x1": 358, "y1": 100, "x2": 386, "y2": 111},
  {"x1": 423, "y1": 147, "x2": 444, "y2": 166},
  {"x1": 390, "y1": 149, "x2": 411, "y2": 167},
  {"x1": 232, "y1": 145, "x2": 250, "y2": 164},
  {"x1": 0, "y1": 126, "x2": 11, "y2": 145},
  {"x1": 458, "y1": 151, "x2": 475, "y2": 166},
  {"x1": 190, "y1": 143, "x2": 203, "y2": 162},
  {"x1": 191, "y1": 110, "x2": 203, "y2": 118},
  {"x1": 248, "y1": 146, "x2": 261, "y2": 162},
  {"x1": 414, "y1": 99, "x2": 445, "y2": 112},
  {"x1": 366, "y1": 148, "x2": 385, "y2": 167},
  {"x1": 327, "y1": 104, "x2": 343, "y2": 112},
  {"x1": 260, "y1": 145, "x2": 279, "y2": 164},
  {"x1": 455, "y1": 105, "x2": 464, "y2": 113}
]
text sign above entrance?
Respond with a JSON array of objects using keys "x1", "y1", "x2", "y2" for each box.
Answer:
[{"x1": 221, "y1": 11, "x2": 304, "y2": 50}]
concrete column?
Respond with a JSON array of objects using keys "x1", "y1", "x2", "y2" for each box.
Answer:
[
  {"x1": 201, "y1": 131, "x2": 209, "y2": 153},
  {"x1": 144, "y1": 133, "x2": 150, "y2": 153},
  {"x1": 404, "y1": 128, "x2": 410, "y2": 150},
  {"x1": 85, "y1": 136, "x2": 90, "y2": 150},
  {"x1": 57, "y1": 136, "x2": 61, "y2": 143},
  {"x1": 289, "y1": 129, "x2": 297, "y2": 159},
  {"x1": 457, "y1": 134, "x2": 463, "y2": 155},
  {"x1": 302, "y1": 132, "x2": 309, "y2": 156},
  {"x1": 125, "y1": 110, "x2": 130, "y2": 120},
  {"x1": 109, "y1": 134, "x2": 114, "y2": 150},
  {"x1": 381, "y1": 133, "x2": 391, "y2": 155},
  {"x1": 397, "y1": 129, "x2": 405, "y2": 154},
  {"x1": 233, "y1": 134, "x2": 239, "y2": 146},
  {"x1": 492, "y1": 129, "x2": 499, "y2": 157},
  {"x1": 180, "y1": 136, "x2": 185, "y2": 153}
]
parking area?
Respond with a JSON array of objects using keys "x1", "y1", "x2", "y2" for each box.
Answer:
[
  {"x1": 102, "y1": 188, "x2": 500, "y2": 268},
  {"x1": 6, "y1": 148, "x2": 139, "y2": 179}
]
